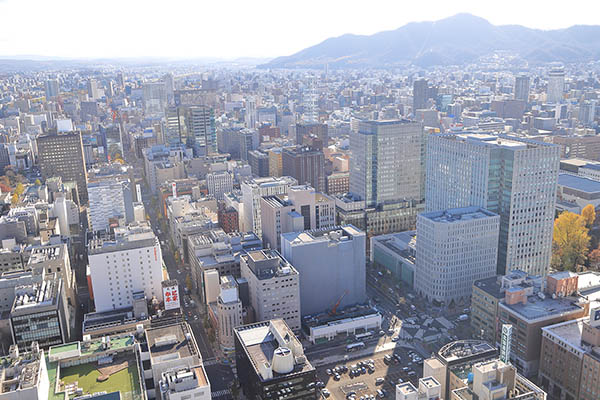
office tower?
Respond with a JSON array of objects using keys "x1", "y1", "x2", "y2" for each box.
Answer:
[
  {"x1": 163, "y1": 72, "x2": 175, "y2": 105},
  {"x1": 234, "y1": 320, "x2": 316, "y2": 400},
  {"x1": 86, "y1": 78, "x2": 99, "y2": 100},
  {"x1": 164, "y1": 106, "x2": 186, "y2": 146},
  {"x1": 241, "y1": 176, "x2": 297, "y2": 237},
  {"x1": 539, "y1": 305, "x2": 600, "y2": 400},
  {"x1": 206, "y1": 170, "x2": 233, "y2": 200},
  {"x1": 215, "y1": 275, "x2": 243, "y2": 352},
  {"x1": 260, "y1": 185, "x2": 335, "y2": 250},
  {"x1": 45, "y1": 78, "x2": 59, "y2": 99},
  {"x1": 295, "y1": 122, "x2": 328, "y2": 147},
  {"x1": 281, "y1": 225, "x2": 366, "y2": 316},
  {"x1": 268, "y1": 148, "x2": 283, "y2": 177},
  {"x1": 37, "y1": 131, "x2": 88, "y2": 204},
  {"x1": 426, "y1": 133, "x2": 559, "y2": 276},
  {"x1": 547, "y1": 65, "x2": 565, "y2": 104},
  {"x1": 87, "y1": 179, "x2": 134, "y2": 232},
  {"x1": 248, "y1": 150, "x2": 270, "y2": 177},
  {"x1": 414, "y1": 207, "x2": 500, "y2": 306},
  {"x1": 350, "y1": 120, "x2": 425, "y2": 207},
  {"x1": 413, "y1": 79, "x2": 428, "y2": 112},
  {"x1": 282, "y1": 146, "x2": 325, "y2": 192},
  {"x1": 10, "y1": 275, "x2": 70, "y2": 349},
  {"x1": 497, "y1": 271, "x2": 589, "y2": 377},
  {"x1": 217, "y1": 127, "x2": 254, "y2": 160},
  {"x1": 87, "y1": 222, "x2": 163, "y2": 312},
  {"x1": 514, "y1": 75, "x2": 530, "y2": 102},
  {"x1": 245, "y1": 97, "x2": 257, "y2": 129},
  {"x1": 143, "y1": 81, "x2": 167, "y2": 114},
  {"x1": 186, "y1": 105, "x2": 216, "y2": 156},
  {"x1": 578, "y1": 100, "x2": 597, "y2": 126},
  {"x1": 240, "y1": 250, "x2": 300, "y2": 330}
]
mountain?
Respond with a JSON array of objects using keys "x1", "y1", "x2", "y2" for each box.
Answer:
[{"x1": 261, "y1": 14, "x2": 600, "y2": 69}]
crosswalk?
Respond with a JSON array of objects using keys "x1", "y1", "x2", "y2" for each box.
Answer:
[
  {"x1": 211, "y1": 389, "x2": 232, "y2": 398},
  {"x1": 203, "y1": 358, "x2": 218, "y2": 366}
]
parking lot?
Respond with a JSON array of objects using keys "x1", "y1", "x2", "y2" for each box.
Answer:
[{"x1": 315, "y1": 349, "x2": 424, "y2": 400}]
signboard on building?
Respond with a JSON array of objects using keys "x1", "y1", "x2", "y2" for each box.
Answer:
[
  {"x1": 500, "y1": 324, "x2": 513, "y2": 364},
  {"x1": 163, "y1": 283, "x2": 180, "y2": 310}
]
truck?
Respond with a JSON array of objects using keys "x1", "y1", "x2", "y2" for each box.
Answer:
[{"x1": 458, "y1": 314, "x2": 469, "y2": 321}]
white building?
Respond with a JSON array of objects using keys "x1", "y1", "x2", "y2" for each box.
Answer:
[
  {"x1": 88, "y1": 222, "x2": 163, "y2": 312},
  {"x1": 206, "y1": 170, "x2": 233, "y2": 200},
  {"x1": 87, "y1": 179, "x2": 133, "y2": 232},
  {"x1": 240, "y1": 250, "x2": 301, "y2": 331},
  {"x1": 426, "y1": 133, "x2": 559, "y2": 277},
  {"x1": 241, "y1": 176, "x2": 297, "y2": 238},
  {"x1": 260, "y1": 185, "x2": 335, "y2": 250},
  {"x1": 215, "y1": 275, "x2": 243, "y2": 352},
  {"x1": 0, "y1": 343, "x2": 49, "y2": 400},
  {"x1": 281, "y1": 225, "x2": 366, "y2": 316},
  {"x1": 415, "y1": 207, "x2": 500, "y2": 306},
  {"x1": 547, "y1": 65, "x2": 565, "y2": 104}
]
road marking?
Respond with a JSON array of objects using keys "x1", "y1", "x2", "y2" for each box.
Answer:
[
  {"x1": 212, "y1": 389, "x2": 232, "y2": 397},
  {"x1": 203, "y1": 358, "x2": 219, "y2": 366}
]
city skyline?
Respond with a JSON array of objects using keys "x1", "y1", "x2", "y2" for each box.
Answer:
[{"x1": 0, "y1": 0, "x2": 599, "y2": 59}]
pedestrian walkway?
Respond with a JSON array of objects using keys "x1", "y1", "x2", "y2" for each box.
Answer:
[
  {"x1": 212, "y1": 389, "x2": 232, "y2": 397},
  {"x1": 204, "y1": 358, "x2": 219, "y2": 366}
]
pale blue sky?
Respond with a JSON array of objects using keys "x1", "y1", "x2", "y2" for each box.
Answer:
[{"x1": 0, "y1": 0, "x2": 598, "y2": 59}]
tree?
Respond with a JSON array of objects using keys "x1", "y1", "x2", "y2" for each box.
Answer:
[
  {"x1": 10, "y1": 193, "x2": 18, "y2": 205},
  {"x1": 174, "y1": 250, "x2": 181, "y2": 263},
  {"x1": 582, "y1": 205, "x2": 596, "y2": 228},
  {"x1": 552, "y1": 211, "x2": 591, "y2": 271},
  {"x1": 589, "y1": 247, "x2": 600, "y2": 270},
  {"x1": 14, "y1": 183, "x2": 24, "y2": 196},
  {"x1": 34, "y1": 179, "x2": 41, "y2": 186},
  {"x1": 230, "y1": 380, "x2": 240, "y2": 399}
]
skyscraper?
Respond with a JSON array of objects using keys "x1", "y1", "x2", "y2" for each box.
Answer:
[
  {"x1": 282, "y1": 146, "x2": 325, "y2": 192},
  {"x1": 186, "y1": 105, "x2": 216, "y2": 156},
  {"x1": 413, "y1": 79, "x2": 428, "y2": 112},
  {"x1": 45, "y1": 79, "x2": 59, "y2": 99},
  {"x1": 425, "y1": 133, "x2": 560, "y2": 276},
  {"x1": 514, "y1": 75, "x2": 530, "y2": 102},
  {"x1": 350, "y1": 120, "x2": 425, "y2": 208},
  {"x1": 295, "y1": 122, "x2": 328, "y2": 147},
  {"x1": 547, "y1": 65, "x2": 565, "y2": 104},
  {"x1": 37, "y1": 131, "x2": 88, "y2": 204},
  {"x1": 86, "y1": 78, "x2": 99, "y2": 100}
]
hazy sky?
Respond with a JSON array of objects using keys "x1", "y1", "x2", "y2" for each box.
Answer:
[{"x1": 1, "y1": 0, "x2": 599, "y2": 59}]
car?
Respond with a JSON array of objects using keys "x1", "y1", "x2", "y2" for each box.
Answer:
[
  {"x1": 379, "y1": 330, "x2": 385, "y2": 336},
  {"x1": 334, "y1": 374, "x2": 341, "y2": 381},
  {"x1": 375, "y1": 378, "x2": 385, "y2": 385},
  {"x1": 376, "y1": 389, "x2": 385, "y2": 398},
  {"x1": 408, "y1": 371, "x2": 416, "y2": 376},
  {"x1": 397, "y1": 378, "x2": 404, "y2": 384},
  {"x1": 402, "y1": 367, "x2": 409, "y2": 372},
  {"x1": 316, "y1": 382, "x2": 325, "y2": 388},
  {"x1": 326, "y1": 369, "x2": 332, "y2": 375},
  {"x1": 361, "y1": 367, "x2": 367, "y2": 374},
  {"x1": 387, "y1": 329, "x2": 394, "y2": 335},
  {"x1": 391, "y1": 336, "x2": 399, "y2": 342},
  {"x1": 341, "y1": 365, "x2": 348, "y2": 372},
  {"x1": 384, "y1": 355, "x2": 392, "y2": 363},
  {"x1": 322, "y1": 389, "x2": 330, "y2": 398},
  {"x1": 346, "y1": 391, "x2": 356, "y2": 398}
]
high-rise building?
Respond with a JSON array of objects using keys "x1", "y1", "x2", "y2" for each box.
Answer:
[
  {"x1": 282, "y1": 146, "x2": 325, "y2": 192},
  {"x1": 281, "y1": 225, "x2": 366, "y2": 316},
  {"x1": 186, "y1": 105, "x2": 216, "y2": 156},
  {"x1": 514, "y1": 75, "x2": 530, "y2": 102},
  {"x1": 547, "y1": 65, "x2": 565, "y2": 104},
  {"x1": 260, "y1": 185, "x2": 335, "y2": 251},
  {"x1": 45, "y1": 78, "x2": 59, "y2": 99},
  {"x1": 234, "y1": 320, "x2": 316, "y2": 400},
  {"x1": 248, "y1": 150, "x2": 270, "y2": 177},
  {"x1": 215, "y1": 275, "x2": 243, "y2": 353},
  {"x1": 87, "y1": 222, "x2": 164, "y2": 312},
  {"x1": 241, "y1": 176, "x2": 297, "y2": 237},
  {"x1": 206, "y1": 170, "x2": 233, "y2": 201},
  {"x1": 425, "y1": 133, "x2": 559, "y2": 276},
  {"x1": 86, "y1": 78, "x2": 99, "y2": 100},
  {"x1": 414, "y1": 207, "x2": 500, "y2": 306},
  {"x1": 413, "y1": 79, "x2": 429, "y2": 112},
  {"x1": 37, "y1": 131, "x2": 88, "y2": 204},
  {"x1": 240, "y1": 250, "x2": 301, "y2": 330},
  {"x1": 143, "y1": 81, "x2": 167, "y2": 114},
  {"x1": 350, "y1": 120, "x2": 425, "y2": 208},
  {"x1": 87, "y1": 179, "x2": 134, "y2": 232}
]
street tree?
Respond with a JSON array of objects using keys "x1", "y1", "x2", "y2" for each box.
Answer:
[{"x1": 552, "y1": 211, "x2": 590, "y2": 271}]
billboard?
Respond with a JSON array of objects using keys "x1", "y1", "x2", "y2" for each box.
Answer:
[
  {"x1": 500, "y1": 324, "x2": 513, "y2": 364},
  {"x1": 163, "y1": 284, "x2": 180, "y2": 310}
]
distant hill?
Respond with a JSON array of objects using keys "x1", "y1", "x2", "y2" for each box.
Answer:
[{"x1": 261, "y1": 13, "x2": 600, "y2": 69}]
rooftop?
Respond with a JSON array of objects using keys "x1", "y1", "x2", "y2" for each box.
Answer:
[
  {"x1": 501, "y1": 294, "x2": 584, "y2": 322},
  {"x1": 88, "y1": 222, "x2": 157, "y2": 254},
  {"x1": 438, "y1": 340, "x2": 496, "y2": 363},
  {"x1": 558, "y1": 173, "x2": 600, "y2": 193},
  {"x1": 542, "y1": 318, "x2": 587, "y2": 354},
  {"x1": 145, "y1": 322, "x2": 198, "y2": 362},
  {"x1": 420, "y1": 206, "x2": 498, "y2": 223},
  {"x1": 282, "y1": 225, "x2": 363, "y2": 246},
  {"x1": 11, "y1": 277, "x2": 62, "y2": 314}
]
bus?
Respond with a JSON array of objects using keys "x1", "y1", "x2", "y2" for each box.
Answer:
[
  {"x1": 355, "y1": 331, "x2": 373, "y2": 340},
  {"x1": 346, "y1": 342, "x2": 365, "y2": 352}
]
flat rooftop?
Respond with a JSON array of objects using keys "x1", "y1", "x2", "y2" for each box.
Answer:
[
  {"x1": 282, "y1": 225, "x2": 363, "y2": 245},
  {"x1": 420, "y1": 206, "x2": 498, "y2": 223},
  {"x1": 146, "y1": 322, "x2": 198, "y2": 362},
  {"x1": 501, "y1": 295, "x2": 584, "y2": 322},
  {"x1": 396, "y1": 382, "x2": 417, "y2": 396},
  {"x1": 473, "y1": 276, "x2": 504, "y2": 299},
  {"x1": 439, "y1": 340, "x2": 496, "y2": 363},
  {"x1": 542, "y1": 318, "x2": 587, "y2": 353},
  {"x1": 558, "y1": 173, "x2": 600, "y2": 193}
]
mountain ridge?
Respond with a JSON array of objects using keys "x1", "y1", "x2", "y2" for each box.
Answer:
[{"x1": 260, "y1": 13, "x2": 600, "y2": 69}]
